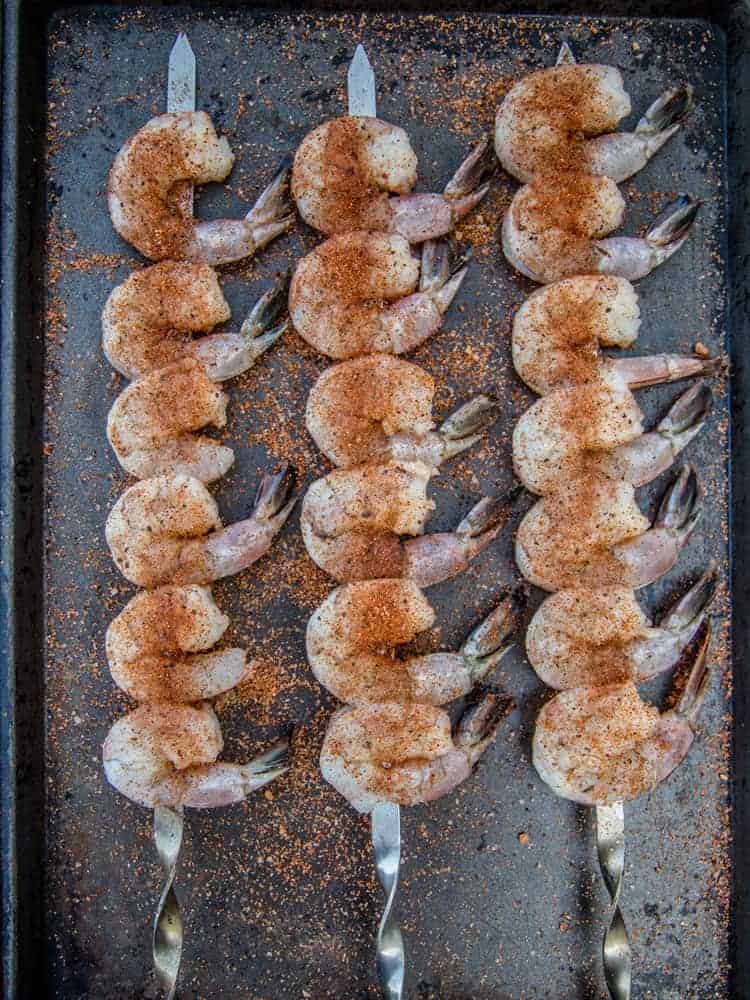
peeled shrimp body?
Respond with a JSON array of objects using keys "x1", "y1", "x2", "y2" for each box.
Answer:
[
  {"x1": 526, "y1": 566, "x2": 716, "y2": 690},
  {"x1": 106, "y1": 585, "x2": 251, "y2": 703},
  {"x1": 301, "y1": 460, "x2": 506, "y2": 585},
  {"x1": 105, "y1": 466, "x2": 296, "y2": 588},
  {"x1": 516, "y1": 464, "x2": 702, "y2": 592},
  {"x1": 292, "y1": 117, "x2": 494, "y2": 240},
  {"x1": 103, "y1": 702, "x2": 289, "y2": 809},
  {"x1": 512, "y1": 372, "x2": 712, "y2": 495},
  {"x1": 102, "y1": 263, "x2": 288, "y2": 380},
  {"x1": 495, "y1": 45, "x2": 692, "y2": 184},
  {"x1": 307, "y1": 580, "x2": 518, "y2": 704},
  {"x1": 503, "y1": 177, "x2": 700, "y2": 283},
  {"x1": 532, "y1": 623, "x2": 711, "y2": 805},
  {"x1": 108, "y1": 112, "x2": 293, "y2": 263},
  {"x1": 320, "y1": 692, "x2": 510, "y2": 813},
  {"x1": 306, "y1": 354, "x2": 498, "y2": 468},
  {"x1": 290, "y1": 234, "x2": 468, "y2": 359}
]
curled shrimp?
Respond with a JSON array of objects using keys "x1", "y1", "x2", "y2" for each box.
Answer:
[
  {"x1": 526, "y1": 566, "x2": 716, "y2": 690},
  {"x1": 105, "y1": 465, "x2": 297, "y2": 588},
  {"x1": 512, "y1": 373, "x2": 712, "y2": 495},
  {"x1": 292, "y1": 117, "x2": 494, "y2": 240},
  {"x1": 102, "y1": 263, "x2": 288, "y2": 381},
  {"x1": 289, "y1": 234, "x2": 468, "y2": 359},
  {"x1": 106, "y1": 585, "x2": 251, "y2": 703},
  {"x1": 300, "y1": 460, "x2": 507, "y2": 586},
  {"x1": 307, "y1": 580, "x2": 519, "y2": 705},
  {"x1": 511, "y1": 275, "x2": 718, "y2": 395},
  {"x1": 108, "y1": 111, "x2": 293, "y2": 263},
  {"x1": 306, "y1": 354, "x2": 498, "y2": 468},
  {"x1": 103, "y1": 702, "x2": 289, "y2": 809},
  {"x1": 516, "y1": 464, "x2": 702, "y2": 593},
  {"x1": 320, "y1": 691, "x2": 511, "y2": 813},
  {"x1": 532, "y1": 623, "x2": 712, "y2": 805},
  {"x1": 495, "y1": 43, "x2": 692, "y2": 184},
  {"x1": 503, "y1": 176, "x2": 700, "y2": 284}
]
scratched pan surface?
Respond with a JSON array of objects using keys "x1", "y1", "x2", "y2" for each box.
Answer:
[{"x1": 40, "y1": 8, "x2": 730, "y2": 999}]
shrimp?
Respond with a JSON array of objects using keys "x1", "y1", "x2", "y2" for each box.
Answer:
[
  {"x1": 307, "y1": 580, "x2": 519, "y2": 705},
  {"x1": 108, "y1": 111, "x2": 293, "y2": 263},
  {"x1": 289, "y1": 233, "x2": 468, "y2": 359},
  {"x1": 511, "y1": 275, "x2": 718, "y2": 395},
  {"x1": 495, "y1": 44, "x2": 692, "y2": 184},
  {"x1": 306, "y1": 354, "x2": 498, "y2": 468},
  {"x1": 103, "y1": 702, "x2": 289, "y2": 809},
  {"x1": 300, "y1": 460, "x2": 508, "y2": 586},
  {"x1": 526, "y1": 566, "x2": 716, "y2": 690},
  {"x1": 292, "y1": 117, "x2": 494, "y2": 240},
  {"x1": 512, "y1": 373, "x2": 712, "y2": 495},
  {"x1": 105, "y1": 465, "x2": 297, "y2": 589},
  {"x1": 102, "y1": 263, "x2": 288, "y2": 381},
  {"x1": 320, "y1": 691, "x2": 511, "y2": 813},
  {"x1": 532, "y1": 623, "x2": 711, "y2": 805},
  {"x1": 503, "y1": 177, "x2": 700, "y2": 284},
  {"x1": 106, "y1": 585, "x2": 252, "y2": 703},
  {"x1": 516, "y1": 464, "x2": 702, "y2": 593}
]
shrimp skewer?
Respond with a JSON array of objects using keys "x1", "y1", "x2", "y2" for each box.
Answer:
[
  {"x1": 526, "y1": 567, "x2": 716, "y2": 690},
  {"x1": 307, "y1": 580, "x2": 520, "y2": 705},
  {"x1": 108, "y1": 112, "x2": 293, "y2": 263},
  {"x1": 306, "y1": 354, "x2": 498, "y2": 469}
]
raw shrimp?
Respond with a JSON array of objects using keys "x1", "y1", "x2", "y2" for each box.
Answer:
[
  {"x1": 289, "y1": 234, "x2": 468, "y2": 359},
  {"x1": 495, "y1": 44, "x2": 692, "y2": 184},
  {"x1": 526, "y1": 566, "x2": 716, "y2": 689},
  {"x1": 320, "y1": 691, "x2": 511, "y2": 813},
  {"x1": 532, "y1": 623, "x2": 711, "y2": 805},
  {"x1": 306, "y1": 354, "x2": 498, "y2": 468},
  {"x1": 511, "y1": 275, "x2": 717, "y2": 395},
  {"x1": 292, "y1": 117, "x2": 494, "y2": 240},
  {"x1": 512, "y1": 373, "x2": 712, "y2": 495},
  {"x1": 103, "y1": 702, "x2": 289, "y2": 809},
  {"x1": 516, "y1": 464, "x2": 702, "y2": 592},
  {"x1": 105, "y1": 465, "x2": 297, "y2": 588},
  {"x1": 503, "y1": 178, "x2": 700, "y2": 283},
  {"x1": 307, "y1": 580, "x2": 520, "y2": 704},
  {"x1": 300, "y1": 460, "x2": 508, "y2": 585},
  {"x1": 102, "y1": 263, "x2": 288, "y2": 381},
  {"x1": 108, "y1": 111, "x2": 293, "y2": 263},
  {"x1": 106, "y1": 585, "x2": 251, "y2": 703}
]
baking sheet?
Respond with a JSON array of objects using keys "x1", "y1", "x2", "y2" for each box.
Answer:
[{"x1": 41, "y1": 8, "x2": 730, "y2": 998}]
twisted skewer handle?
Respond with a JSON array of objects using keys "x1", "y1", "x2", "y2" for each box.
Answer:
[
  {"x1": 153, "y1": 805, "x2": 184, "y2": 1000},
  {"x1": 371, "y1": 802, "x2": 405, "y2": 1000},
  {"x1": 596, "y1": 802, "x2": 632, "y2": 1000}
]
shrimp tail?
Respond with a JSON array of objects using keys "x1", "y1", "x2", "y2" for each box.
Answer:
[
  {"x1": 252, "y1": 462, "x2": 298, "y2": 525},
  {"x1": 636, "y1": 84, "x2": 693, "y2": 139},
  {"x1": 594, "y1": 195, "x2": 700, "y2": 280},
  {"x1": 454, "y1": 688, "x2": 514, "y2": 764},
  {"x1": 556, "y1": 41, "x2": 576, "y2": 65},
  {"x1": 660, "y1": 564, "x2": 718, "y2": 632},
  {"x1": 615, "y1": 352, "x2": 721, "y2": 389},
  {"x1": 244, "y1": 154, "x2": 295, "y2": 248},
  {"x1": 461, "y1": 587, "x2": 526, "y2": 680},
  {"x1": 456, "y1": 492, "x2": 515, "y2": 560},
  {"x1": 443, "y1": 135, "x2": 496, "y2": 219},
  {"x1": 656, "y1": 380, "x2": 713, "y2": 454},
  {"x1": 239, "y1": 270, "x2": 291, "y2": 354},
  {"x1": 674, "y1": 622, "x2": 712, "y2": 725},
  {"x1": 420, "y1": 239, "x2": 471, "y2": 313},
  {"x1": 654, "y1": 462, "x2": 703, "y2": 541},
  {"x1": 439, "y1": 394, "x2": 501, "y2": 460},
  {"x1": 646, "y1": 194, "x2": 701, "y2": 251},
  {"x1": 239, "y1": 738, "x2": 291, "y2": 790}
]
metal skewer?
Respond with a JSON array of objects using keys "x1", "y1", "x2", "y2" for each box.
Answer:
[
  {"x1": 596, "y1": 802, "x2": 632, "y2": 1000},
  {"x1": 168, "y1": 32, "x2": 196, "y2": 215}
]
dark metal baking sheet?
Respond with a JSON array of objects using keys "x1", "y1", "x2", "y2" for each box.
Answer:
[{"x1": 2, "y1": 2, "x2": 748, "y2": 998}]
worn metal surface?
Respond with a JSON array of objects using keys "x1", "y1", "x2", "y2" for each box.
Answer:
[{"x1": 37, "y1": 8, "x2": 731, "y2": 999}]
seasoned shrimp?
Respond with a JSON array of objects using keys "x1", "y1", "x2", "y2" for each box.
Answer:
[
  {"x1": 320, "y1": 691, "x2": 511, "y2": 813},
  {"x1": 301, "y1": 460, "x2": 508, "y2": 585},
  {"x1": 103, "y1": 702, "x2": 289, "y2": 808},
  {"x1": 290, "y1": 234, "x2": 468, "y2": 359},
  {"x1": 516, "y1": 464, "x2": 702, "y2": 592},
  {"x1": 105, "y1": 466, "x2": 297, "y2": 588},
  {"x1": 512, "y1": 275, "x2": 717, "y2": 395},
  {"x1": 307, "y1": 580, "x2": 519, "y2": 704},
  {"x1": 108, "y1": 112, "x2": 293, "y2": 263},
  {"x1": 102, "y1": 263, "x2": 288, "y2": 381},
  {"x1": 503, "y1": 178, "x2": 700, "y2": 283},
  {"x1": 495, "y1": 44, "x2": 692, "y2": 184},
  {"x1": 526, "y1": 566, "x2": 716, "y2": 689},
  {"x1": 306, "y1": 354, "x2": 498, "y2": 468},
  {"x1": 532, "y1": 623, "x2": 711, "y2": 805},
  {"x1": 513, "y1": 373, "x2": 712, "y2": 494},
  {"x1": 292, "y1": 117, "x2": 494, "y2": 240},
  {"x1": 106, "y1": 585, "x2": 251, "y2": 703}
]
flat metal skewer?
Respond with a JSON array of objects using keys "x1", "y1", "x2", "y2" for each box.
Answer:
[
  {"x1": 596, "y1": 802, "x2": 632, "y2": 1000},
  {"x1": 348, "y1": 43, "x2": 376, "y2": 118},
  {"x1": 168, "y1": 31, "x2": 196, "y2": 215}
]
